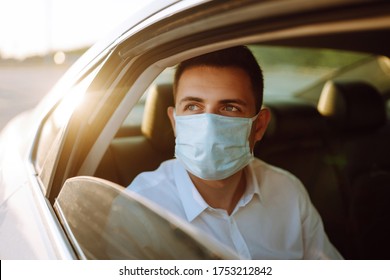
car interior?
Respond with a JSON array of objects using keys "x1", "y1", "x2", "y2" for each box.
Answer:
[{"x1": 93, "y1": 45, "x2": 390, "y2": 260}]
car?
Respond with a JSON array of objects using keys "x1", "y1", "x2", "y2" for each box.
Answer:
[{"x1": 0, "y1": 0, "x2": 389, "y2": 260}]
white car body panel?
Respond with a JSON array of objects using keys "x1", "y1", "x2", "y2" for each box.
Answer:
[{"x1": 0, "y1": 114, "x2": 75, "y2": 259}]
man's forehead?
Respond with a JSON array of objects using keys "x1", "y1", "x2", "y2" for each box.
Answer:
[{"x1": 177, "y1": 66, "x2": 252, "y2": 94}]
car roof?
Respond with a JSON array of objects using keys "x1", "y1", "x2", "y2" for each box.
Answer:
[{"x1": 75, "y1": 0, "x2": 389, "y2": 71}]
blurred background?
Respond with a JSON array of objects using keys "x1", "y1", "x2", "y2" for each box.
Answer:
[{"x1": 0, "y1": 0, "x2": 153, "y2": 130}]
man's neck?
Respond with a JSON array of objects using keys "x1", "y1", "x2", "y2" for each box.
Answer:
[{"x1": 188, "y1": 170, "x2": 246, "y2": 215}]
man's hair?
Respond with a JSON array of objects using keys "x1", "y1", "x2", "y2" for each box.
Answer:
[{"x1": 174, "y1": 46, "x2": 264, "y2": 112}]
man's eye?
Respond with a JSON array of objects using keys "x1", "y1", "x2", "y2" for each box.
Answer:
[
  {"x1": 186, "y1": 104, "x2": 199, "y2": 111},
  {"x1": 224, "y1": 105, "x2": 238, "y2": 112}
]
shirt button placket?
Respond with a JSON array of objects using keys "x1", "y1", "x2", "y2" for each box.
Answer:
[{"x1": 228, "y1": 216, "x2": 251, "y2": 259}]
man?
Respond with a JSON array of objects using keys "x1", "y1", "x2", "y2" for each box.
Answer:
[{"x1": 126, "y1": 46, "x2": 343, "y2": 259}]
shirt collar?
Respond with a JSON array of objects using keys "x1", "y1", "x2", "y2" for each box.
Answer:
[
  {"x1": 174, "y1": 160, "x2": 208, "y2": 222},
  {"x1": 233, "y1": 160, "x2": 262, "y2": 212},
  {"x1": 245, "y1": 159, "x2": 262, "y2": 200}
]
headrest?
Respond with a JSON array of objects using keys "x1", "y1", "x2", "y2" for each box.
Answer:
[
  {"x1": 317, "y1": 80, "x2": 386, "y2": 131},
  {"x1": 141, "y1": 84, "x2": 175, "y2": 152},
  {"x1": 264, "y1": 100, "x2": 326, "y2": 140}
]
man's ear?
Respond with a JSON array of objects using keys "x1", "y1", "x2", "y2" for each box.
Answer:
[
  {"x1": 253, "y1": 107, "x2": 271, "y2": 143},
  {"x1": 167, "y1": 106, "x2": 176, "y2": 136}
]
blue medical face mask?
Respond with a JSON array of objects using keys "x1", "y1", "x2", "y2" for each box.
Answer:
[{"x1": 174, "y1": 112, "x2": 258, "y2": 180}]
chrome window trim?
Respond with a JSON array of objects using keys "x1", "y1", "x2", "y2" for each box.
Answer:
[
  {"x1": 54, "y1": 200, "x2": 87, "y2": 260},
  {"x1": 26, "y1": 161, "x2": 77, "y2": 259}
]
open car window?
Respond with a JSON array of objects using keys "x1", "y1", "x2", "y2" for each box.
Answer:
[
  {"x1": 54, "y1": 176, "x2": 238, "y2": 259},
  {"x1": 116, "y1": 45, "x2": 376, "y2": 132}
]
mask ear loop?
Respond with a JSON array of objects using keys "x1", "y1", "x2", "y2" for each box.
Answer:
[
  {"x1": 251, "y1": 112, "x2": 260, "y2": 122},
  {"x1": 249, "y1": 113, "x2": 259, "y2": 157}
]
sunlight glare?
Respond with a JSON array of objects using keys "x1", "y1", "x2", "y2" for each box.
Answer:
[
  {"x1": 0, "y1": 0, "x2": 156, "y2": 59},
  {"x1": 53, "y1": 51, "x2": 66, "y2": 65},
  {"x1": 53, "y1": 84, "x2": 85, "y2": 127}
]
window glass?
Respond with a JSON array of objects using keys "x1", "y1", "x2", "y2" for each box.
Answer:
[
  {"x1": 34, "y1": 65, "x2": 102, "y2": 190},
  {"x1": 249, "y1": 45, "x2": 371, "y2": 99},
  {"x1": 55, "y1": 177, "x2": 236, "y2": 259}
]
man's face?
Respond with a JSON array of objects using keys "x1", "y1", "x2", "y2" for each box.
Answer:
[
  {"x1": 174, "y1": 66, "x2": 257, "y2": 118},
  {"x1": 168, "y1": 65, "x2": 270, "y2": 150}
]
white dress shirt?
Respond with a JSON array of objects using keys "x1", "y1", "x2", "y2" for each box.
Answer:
[{"x1": 126, "y1": 158, "x2": 343, "y2": 259}]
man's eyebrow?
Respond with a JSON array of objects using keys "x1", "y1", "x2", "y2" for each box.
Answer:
[
  {"x1": 178, "y1": 96, "x2": 204, "y2": 104},
  {"x1": 219, "y1": 99, "x2": 248, "y2": 106}
]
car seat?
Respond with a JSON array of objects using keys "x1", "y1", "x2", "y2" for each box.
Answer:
[
  {"x1": 318, "y1": 80, "x2": 390, "y2": 259},
  {"x1": 95, "y1": 83, "x2": 175, "y2": 186},
  {"x1": 254, "y1": 99, "x2": 348, "y2": 256}
]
